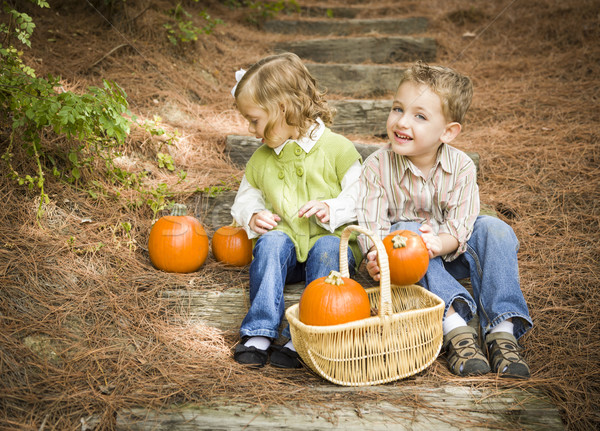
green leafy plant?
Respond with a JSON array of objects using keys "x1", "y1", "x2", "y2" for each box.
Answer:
[
  {"x1": 164, "y1": 2, "x2": 223, "y2": 45},
  {"x1": 157, "y1": 152, "x2": 175, "y2": 171},
  {"x1": 0, "y1": 1, "x2": 188, "y2": 220}
]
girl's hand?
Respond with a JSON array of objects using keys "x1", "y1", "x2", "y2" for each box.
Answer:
[
  {"x1": 419, "y1": 224, "x2": 443, "y2": 258},
  {"x1": 250, "y1": 210, "x2": 281, "y2": 234},
  {"x1": 298, "y1": 200, "x2": 330, "y2": 223},
  {"x1": 366, "y1": 248, "x2": 381, "y2": 281}
]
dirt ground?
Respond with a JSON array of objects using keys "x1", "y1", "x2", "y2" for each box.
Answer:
[{"x1": 1, "y1": 0, "x2": 599, "y2": 430}]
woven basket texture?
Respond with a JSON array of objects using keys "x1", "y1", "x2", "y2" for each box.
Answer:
[{"x1": 286, "y1": 225, "x2": 444, "y2": 386}]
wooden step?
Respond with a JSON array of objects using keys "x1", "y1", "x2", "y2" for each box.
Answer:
[
  {"x1": 329, "y1": 99, "x2": 389, "y2": 135},
  {"x1": 195, "y1": 188, "x2": 496, "y2": 239},
  {"x1": 264, "y1": 17, "x2": 428, "y2": 36},
  {"x1": 197, "y1": 138, "x2": 485, "y2": 230},
  {"x1": 223, "y1": 135, "x2": 480, "y2": 172},
  {"x1": 275, "y1": 36, "x2": 436, "y2": 64},
  {"x1": 115, "y1": 385, "x2": 565, "y2": 430},
  {"x1": 224, "y1": 134, "x2": 385, "y2": 168},
  {"x1": 299, "y1": 5, "x2": 369, "y2": 19},
  {"x1": 306, "y1": 63, "x2": 403, "y2": 97},
  {"x1": 132, "y1": 282, "x2": 562, "y2": 430},
  {"x1": 161, "y1": 282, "x2": 305, "y2": 339}
]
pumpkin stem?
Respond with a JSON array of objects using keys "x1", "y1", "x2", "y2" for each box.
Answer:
[
  {"x1": 392, "y1": 234, "x2": 408, "y2": 249},
  {"x1": 324, "y1": 270, "x2": 344, "y2": 286},
  {"x1": 171, "y1": 203, "x2": 188, "y2": 217}
]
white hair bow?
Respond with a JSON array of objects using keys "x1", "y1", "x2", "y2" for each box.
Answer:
[{"x1": 231, "y1": 68, "x2": 246, "y2": 97}]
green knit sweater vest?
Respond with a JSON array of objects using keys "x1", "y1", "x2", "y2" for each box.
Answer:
[{"x1": 245, "y1": 127, "x2": 362, "y2": 265}]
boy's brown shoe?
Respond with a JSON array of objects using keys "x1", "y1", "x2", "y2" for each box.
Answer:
[
  {"x1": 486, "y1": 332, "x2": 530, "y2": 379},
  {"x1": 443, "y1": 326, "x2": 491, "y2": 376}
]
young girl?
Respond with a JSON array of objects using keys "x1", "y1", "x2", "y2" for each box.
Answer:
[{"x1": 230, "y1": 52, "x2": 362, "y2": 368}]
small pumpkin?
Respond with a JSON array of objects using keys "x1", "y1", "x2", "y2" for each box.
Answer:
[
  {"x1": 383, "y1": 230, "x2": 429, "y2": 285},
  {"x1": 299, "y1": 270, "x2": 370, "y2": 326},
  {"x1": 148, "y1": 204, "x2": 209, "y2": 273},
  {"x1": 212, "y1": 225, "x2": 253, "y2": 267}
]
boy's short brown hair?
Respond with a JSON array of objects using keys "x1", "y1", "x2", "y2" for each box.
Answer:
[{"x1": 398, "y1": 61, "x2": 473, "y2": 124}]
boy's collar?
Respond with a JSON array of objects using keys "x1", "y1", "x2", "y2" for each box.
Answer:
[
  {"x1": 273, "y1": 118, "x2": 324, "y2": 155},
  {"x1": 437, "y1": 143, "x2": 453, "y2": 174},
  {"x1": 398, "y1": 143, "x2": 453, "y2": 176}
]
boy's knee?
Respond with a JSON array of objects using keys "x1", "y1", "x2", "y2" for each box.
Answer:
[{"x1": 475, "y1": 216, "x2": 518, "y2": 247}]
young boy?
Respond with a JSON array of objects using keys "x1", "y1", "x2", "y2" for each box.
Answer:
[{"x1": 357, "y1": 62, "x2": 533, "y2": 378}]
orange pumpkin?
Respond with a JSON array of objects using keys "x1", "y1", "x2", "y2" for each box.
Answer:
[
  {"x1": 299, "y1": 270, "x2": 370, "y2": 326},
  {"x1": 383, "y1": 230, "x2": 429, "y2": 285},
  {"x1": 148, "y1": 204, "x2": 209, "y2": 273},
  {"x1": 212, "y1": 225, "x2": 253, "y2": 267}
]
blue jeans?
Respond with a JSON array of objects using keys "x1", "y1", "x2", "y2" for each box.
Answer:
[
  {"x1": 391, "y1": 216, "x2": 532, "y2": 340},
  {"x1": 240, "y1": 231, "x2": 356, "y2": 340}
]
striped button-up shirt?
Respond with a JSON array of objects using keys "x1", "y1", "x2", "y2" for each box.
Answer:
[{"x1": 358, "y1": 143, "x2": 480, "y2": 262}]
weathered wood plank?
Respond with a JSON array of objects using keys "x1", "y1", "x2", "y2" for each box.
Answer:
[
  {"x1": 329, "y1": 99, "x2": 390, "y2": 135},
  {"x1": 306, "y1": 63, "x2": 403, "y2": 97},
  {"x1": 224, "y1": 135, "x2": 480, "y2": 172},
  {"x1": 224, "y1": 135, "x2": 384, "y2": 169},
  {"x1": 116, "y1": 386, "x2": 564, "y2": 430},
  {"x1": 299, "y1": 6, "x2": 371, "y2": 19},
  {"x1": 264, "y1": 17, "x2": 428, "y2": 36},
  {"x1": 199, "y1": 137, "x2": 486, "y2": 229},
  {"x1": 161, "y1": 283, "x2": 304, "y2": 338},
  {"x1": 275, "y1": 36, "x2": 436, "y2": 64}
]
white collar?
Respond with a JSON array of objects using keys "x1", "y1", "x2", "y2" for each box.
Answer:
[{"x1": 273, "y1": 118, "x2": 325, "y2": 155}]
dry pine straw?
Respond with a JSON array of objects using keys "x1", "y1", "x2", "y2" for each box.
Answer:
[{"x1": 1, "y1": 0, "x2": 599, "y2": 429}]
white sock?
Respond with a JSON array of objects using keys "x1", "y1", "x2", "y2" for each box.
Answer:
[
  {"x1": 490, "y1": 319, "x2": 514, "y2": 335},
  {"x1": 244, "y1": 336, "x2": 271, "y2": 351},
  {"x1": 443, "y1": 312, "x2": 468, "y2": 335},
  {"x1": 284, "y1": 340, "x2": 296, "y2": 352}
]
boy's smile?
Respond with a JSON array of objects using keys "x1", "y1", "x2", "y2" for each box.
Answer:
[{"x1": 387, "y1": 81, "x2": 460, "y2": 174}]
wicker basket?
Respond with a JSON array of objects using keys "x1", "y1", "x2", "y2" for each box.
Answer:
[{"x1": 285, "y1": 225, "x2": 444, "y2": 386}]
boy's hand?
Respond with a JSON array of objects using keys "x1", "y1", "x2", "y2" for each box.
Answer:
[
  {"x1": 419, "y1": 224, "x2": 443, "y2": 258},
  {"x1": 250, "y1": 210, "x2": 281, "y2": 234},
  {"x1": 298, "y1": 200, "x2": 330, "y2": 223},
  {"x1": 366, "y1": 248, "x2": 381, "y2": 281}
]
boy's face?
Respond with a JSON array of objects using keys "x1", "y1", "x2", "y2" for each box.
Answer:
[
  {"x1": 236, "y1": 92, "x2": 296, "y2": 149},
  {"x1": 387, "y1": 81, "x2": 458, "y2": 169}
]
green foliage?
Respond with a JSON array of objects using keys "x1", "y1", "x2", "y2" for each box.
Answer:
[
  {"x1": 198, "y1": 181, "x2": 231, "y2": 197},
  {"x1": 0, "y1": 1, "x2": 186, "y2": 220},
  {"x1": 157, "y1": 152, "x2": 175, "y2": 171},
  {"x1": 164, "y1": 2, "x2": 223, "y2": 45}
]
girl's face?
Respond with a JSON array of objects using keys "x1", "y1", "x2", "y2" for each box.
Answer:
[
  {"x1": 236, "y1": 93, "x2": 297, "y2": 149},
  {"x1": 387, "y1": 81, "x2": 459, "y2": 171}
]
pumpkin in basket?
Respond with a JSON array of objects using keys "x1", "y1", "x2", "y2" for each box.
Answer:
[
  {"x1": 212, "y1": 225, "x2": 253, "y2": 267},
  {"x1": 148, "y1": 204, "x2": 209, "y2": 273},
  {"x1": 299, "y1": 270, "x2": 370, "y2": 326},
  {"x1": 383, "y1": 230, "x2": 429, "y2": 285}
]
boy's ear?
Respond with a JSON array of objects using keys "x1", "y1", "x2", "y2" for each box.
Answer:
[{"x1": 441, "y1": 122, "x2": 462, "y2": 144}]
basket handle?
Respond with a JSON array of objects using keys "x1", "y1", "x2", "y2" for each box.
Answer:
[{"x1": 339, "y1": 225, "x2": 393, "y2": 317}]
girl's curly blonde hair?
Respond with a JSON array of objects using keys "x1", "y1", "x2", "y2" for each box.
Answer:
[{"x1": 234, "y1": 52, "x2": 334, "y2": 142}]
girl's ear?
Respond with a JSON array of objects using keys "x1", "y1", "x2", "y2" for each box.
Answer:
[{"x1": 441, "y1": 122, "x2": 462, "y2": 144}]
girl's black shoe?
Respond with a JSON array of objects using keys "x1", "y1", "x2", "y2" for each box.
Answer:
[{"x1": 269, "y1": 344, "x2": 302, "y2": 369}]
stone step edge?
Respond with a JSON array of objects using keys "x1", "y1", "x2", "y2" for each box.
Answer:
[
  {"x1": 112, "y1": 385, "x2": 565, "y2": 430},
  {"x1": 263, "y1": 16, "x2": 428, "y2": 36},
  {"x1": 275, "y1": 36, "x2": 437, "y2": 64}
]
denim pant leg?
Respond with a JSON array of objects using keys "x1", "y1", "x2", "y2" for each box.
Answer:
[
  {"x1": 282, "y1": 235, "x2": 356, "y2": 339},
  {"x1": 240, "y1": 231, "x2": 297, "y2": 340},
  {"x1": 390, "y1": 222, "x2": 478, "y2": 322},
  {"x1": 447, "y1": 216, "x2": 533, "y2": 339}
]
